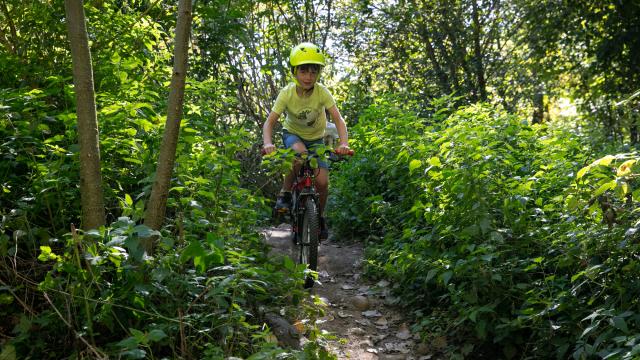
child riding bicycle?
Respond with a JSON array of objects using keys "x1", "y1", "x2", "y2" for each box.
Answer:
[{"x1": 262, "y1": 42, "x2": 350, "y2": 241}]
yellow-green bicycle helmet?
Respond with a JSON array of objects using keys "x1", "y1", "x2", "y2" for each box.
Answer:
[{"x1": 290, "y1": 42, "x2": 326, "y2": 67}]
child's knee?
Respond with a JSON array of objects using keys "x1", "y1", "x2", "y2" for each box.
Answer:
[{"x1": 315, "y1": 175, "x2": 329, "y2": 190}]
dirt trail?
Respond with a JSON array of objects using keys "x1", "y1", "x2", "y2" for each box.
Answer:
[{"x1": 264, "y1": 225, "x2": 435, "y2": 359}]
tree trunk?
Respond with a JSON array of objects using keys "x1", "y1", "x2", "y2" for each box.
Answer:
[
  {"x1": 419, "y1": 23, "x2": 451, "y2": 93},
  {"x1": 532, "y1": 91, "x2": 544, "y2": 124},
  {"x1": 143, "y1": 0, "x2": 193, "y2": 254},
  {"x1": 471, "y1": 0, "x2": 487, "y2": 101},
  {"x1": 0, "y1": 0, "x2": 18, "y2": 54},
  {"x1": 64, "y1": 0, "x2": 105, "y2": 230}
]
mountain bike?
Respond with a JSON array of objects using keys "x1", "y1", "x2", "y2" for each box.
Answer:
[{"x1": 268, "y1": 148, "x2": 353, "y2": 288}]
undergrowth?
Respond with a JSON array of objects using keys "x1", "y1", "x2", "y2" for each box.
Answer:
[{"x1": 329, "y1": 96, "x2": 640, "y2": 359}]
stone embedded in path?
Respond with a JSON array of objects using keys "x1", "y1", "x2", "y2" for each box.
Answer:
[
  {"x1": 352, "y1": 295, "x2": 370, "y2": 311},
  {"x1": 395, "y1": 323, "x2": 412, "y2": 340},
  {"x1": 375, "y1": 316, "x2": 389, "y2": 327},
  {"x1": 348, "y1": 327, "x2": 367, "y2": 336},
  {"x1": 362, "y1": 309, "x2": 383, "y2": 318}
]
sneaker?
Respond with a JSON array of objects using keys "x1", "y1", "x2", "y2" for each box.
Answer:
[
  {"x1": 320, "y1": 217, "x2": 329, "y2": 241},
  {"x1": 275, "y1": 192, "x2": 292, "y2": 212}
]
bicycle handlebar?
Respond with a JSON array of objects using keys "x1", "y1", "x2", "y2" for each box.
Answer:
[{"x1": 260, "y1": 147, "x2": 355, "y2": 157}]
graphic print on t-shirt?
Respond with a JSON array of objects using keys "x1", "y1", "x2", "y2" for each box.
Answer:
[{"x1": 296, "y1": 108, "x2": 320, "y2": 127}]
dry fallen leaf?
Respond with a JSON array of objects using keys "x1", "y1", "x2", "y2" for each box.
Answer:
[
  {"x1": 432, "y1": 335, "x2": 447, "y2": 349},
  {"x1": 293, "y1": 320, "x2": 305, "y2": 333}
]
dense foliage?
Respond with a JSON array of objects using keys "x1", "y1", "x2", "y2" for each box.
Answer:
[
  {"x1": 330, "y1": 99, "x2": 640, "y2": 358},
  {"x1": 0, "y1": 1, "x2": 333, "y2": 358},
  {"x1": 2, "y1": 0, "x2": 640, "y2": 358}
]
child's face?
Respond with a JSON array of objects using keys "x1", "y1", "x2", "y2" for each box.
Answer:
[{"x1": 295, "y1": 65, "x2": 319, "y2": 90}]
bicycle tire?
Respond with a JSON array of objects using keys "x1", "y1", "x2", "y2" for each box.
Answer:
[{"x1": 299, "y1": 197, "x2": 319, "y2": 288}]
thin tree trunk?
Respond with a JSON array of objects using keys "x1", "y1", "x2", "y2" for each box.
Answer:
[
  {"x1": 629, "y1": 118, "x2": 638, "y2": 144},
  {"x1": 419, "y1": 23, "x2": 451, "y2": 93},
  {"x1": 471, "y1": 0, "x2": 487, "y2": 101},
  {"x1": 532, "y1": 91, "x2": 544, "y2": 124},
  {"x1": 143, "y1": 0, "x2": 193, "y2": 254},
  {"x1": 64, "y1": 0, "x2": 105, "y2": 230},
  {"x1": 321, "y1": 0, "x2": 332, "y2": 49},
  {"x1": 0, "y1": 0, "x2": 18, "y2": 52},
  {"x1": 440, "y1": 4, "x2": 475, "y2": 99}
]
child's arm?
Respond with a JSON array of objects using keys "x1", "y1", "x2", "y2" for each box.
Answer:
[
  {"x1": 262, "y1": 111, "x2": 280, "y2": 154},
  {"x1": 327, "y1": 105, "x2": 350, "y2": 154}
]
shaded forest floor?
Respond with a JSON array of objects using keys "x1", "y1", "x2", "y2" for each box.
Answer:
[{"x1": 264, "y1": 225, "x2": 438, "y2": 359}]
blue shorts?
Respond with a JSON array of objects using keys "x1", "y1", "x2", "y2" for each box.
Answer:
[{"x1": 282, "y1": 129, "x2": 328, "y2": 169}]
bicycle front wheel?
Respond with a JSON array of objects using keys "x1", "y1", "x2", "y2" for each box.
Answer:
[{"x1": 299, "y1": 197, "x2": 319, "y2": 288}]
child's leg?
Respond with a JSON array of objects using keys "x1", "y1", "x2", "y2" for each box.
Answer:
[
  {"x1": 281, "y1": 133, "x2": 308, "y2": 192},
  {"x1": 315, "y1": 168, "x2": 329, "y2": 215}
]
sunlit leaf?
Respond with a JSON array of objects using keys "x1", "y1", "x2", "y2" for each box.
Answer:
[
  {"x1": 594, "y1": 155, "x2": 615, "y2": 167},
  {"x1": 616, "y1": 159, "x2": 636, "y2": 177},
  {"x1": 409, "y1": 159, "x2": 422, "y2": 174},
  {"x1": 576, "y1": 165, "x2": 590, "y2": 179},
  {"x1": 593, "y1": 180, "x2": 617, "y2": 197}
]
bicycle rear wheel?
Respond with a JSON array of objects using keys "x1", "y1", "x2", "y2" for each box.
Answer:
[{"x1": 299, "y1": 197, "x2": 319, "y2": 288}]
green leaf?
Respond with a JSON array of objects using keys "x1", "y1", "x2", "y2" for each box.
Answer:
[
  {"x1": 111, "y1": 52, "x2": 121, "y2": 64},
  {"x1": 441, "y1": 271, "x2": 453, "y2": 285},
  {"x1": 576, "y1": 165, "x2": 590, "y2": 179},
  {"x1": 571, "y1": 271, "x2": 585, "y2": 282},
  {"x1": 147, "y1": 329, "x2": 167, "y2": 342},
  {"x1": 425, "y1": 268, "x2": 438, "y2": 283},
  {"x1": 129, "y1": 328, "x2": 145, "y2": 341},
  {"x1": 409, "y1": 159, "x2": 422, "y2": 174},
  {"x1": 206, "y1": 233, "x2": 224, "y2": 250},
  {"x1": 593, "y1": 180, "x2": 617, "y2": 197},
  {"x1": 611, "y1": 317, "x2": 629, "y2": 333},
  {"x1": 120, "y1": 349, "x2": 146, "y2": 359},
  {"x1": 116, "y1": 337, "x2": 139, "y2": 350},
  {"x1": 428, "y1": 156, "x2": 442, "y2": 167},
  {"x1": 0, "y1": 344, "x2": 16, "y2": 360},
  {"x1": 37, "y1": 246, "x2": 57, "y2": 261},
  {"x1": 283, "y1": 256, "x2": 295, "y2": 271},
  {"x1": 181, "y1": 241, "x2": 205, "y2": 263},
  {"x1": 595, "y1": 155, "x2": 615, "y2": 167},
  {"x1": 125, "y1": 194, "x2": 133, "y2": 206}
]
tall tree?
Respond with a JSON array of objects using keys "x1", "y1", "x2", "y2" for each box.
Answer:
[
  {"x1": 64, "y1": 0, "x2": 105, "y2": 230},
  {"x1": 143, "y1": 0, "x2": 193, "y2": 253}
]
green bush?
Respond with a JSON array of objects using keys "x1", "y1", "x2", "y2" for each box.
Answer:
[{"x1": 330, "y1": 98, "x2": 640, "y2": 358}]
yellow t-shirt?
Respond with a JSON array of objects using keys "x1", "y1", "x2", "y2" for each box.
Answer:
[{"x1": 272, "y1": 82, "x2": 336, "y2": 140}]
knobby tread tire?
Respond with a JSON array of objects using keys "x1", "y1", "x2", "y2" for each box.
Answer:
[{"x1": 300, "y1": 197, "x2": 319, "y2": 288}]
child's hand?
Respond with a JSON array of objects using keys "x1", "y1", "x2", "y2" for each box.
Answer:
[
  {"x1": 335, "y1": 144, "x2": 351, "y2": 155},
  {"x1": 262, "y1": 143, "x2": 277, "y2": 155}
]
